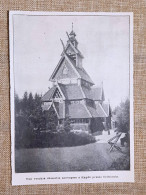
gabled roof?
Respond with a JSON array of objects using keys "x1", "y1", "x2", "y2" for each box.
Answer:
[
  {"x1": 49, "y1": 54, "x2": 81, "y2": 81},
  {"x1": 96, "y1": 102, "x2": 107, "y2": 117},
  {"x1": 50, "y1": 49, "x2": 94, "y2": 84},
  {"x1": 102, "y1": 102, "x2": 111, "y2": 116},
  {"x1": 62, "y1": 41, "x2": 84, "y2": 58},
  {"x1": 42, "y1": 84, "x2": 84, "y2": 102},
  {"x1": 67, "y1": 55, "x2": 94, "y2": 85},
  {"x1": 85, "y1": 101, "x2": 107, "y2": 118},
  {"x1": 67, "y1": 103, "x2": 91, "y2": 119},
  {"x1": 81, "y1": 86, "x2": 104, "y2": 101},
  {"x1": 86, "y1": 105, "x2": 99, "y2": 118},
  {"x1": 42, "y1": 86, "x2": 56, "y2": 101},
  {"x1": 68, "y1": 38, "x2": 84, "y2": 58},
  {"x1": 53, "y1": 101, "x2": 107, "y2": 119},
  {"x1": 91, "y1": 87, "x2": 105, "y2": 101},
  {"x1": 42, "y1": 83, "x2": 105, "y2": 102},
  {"x1": 58, "y1": 83, "x2": 84, "y2": 100},
  {"x1": 81, "y1": 86, "x2": 93, "y2": 100},
  {"x1": 76, "y1": 67, "x2": 94, "y2": 85}
]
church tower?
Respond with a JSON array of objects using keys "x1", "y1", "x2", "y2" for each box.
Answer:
[
  {"x1": 49, "y1": 24, "x2": 94, "y2": 86},
  {"x1": 42, "y1": 25, "x2": 111, "y2": 133}
]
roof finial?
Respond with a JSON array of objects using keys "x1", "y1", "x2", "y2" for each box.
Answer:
[{"x1": 72, "y1": 22, "x2": 73, "y2": 31}]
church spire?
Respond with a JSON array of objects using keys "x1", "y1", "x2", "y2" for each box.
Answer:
[
  {"x1": 69, "y1": 22, "x2": 76, "y2": 37},
  {"x1": 68, "y1": 23, "x2": 78, "y2": 47}
]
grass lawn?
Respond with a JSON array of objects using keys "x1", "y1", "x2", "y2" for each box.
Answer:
[{"x1": 15, "y1": 142, "x2": 129, "y2": 173}]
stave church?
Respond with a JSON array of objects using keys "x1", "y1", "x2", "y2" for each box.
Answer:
[{"x1": 42, "y1": 25, "x2": 111, "y2": 133}]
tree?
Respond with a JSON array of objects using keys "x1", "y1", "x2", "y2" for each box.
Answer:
[
  {"x1": 15, "y1": 93, "x2": 21, "y2": 114},
  {"x1": 30, "y1": 93, "x2": 46, "y2": 131},
  {"x1": 15, "y1": 92, "x2": 46, "y2": 147},
  {"x1": 28, "y1": 92, "x2": 34, "y2": 113},
  {"x1": 22, "y1": 91, "x2": 28, "y2": 114},
  {"x1": 115, "y1": 98, "x2": 130, "y2": 133},
  {"x1": 45, "y1": 106, "x2": 58, "y2": 131}
]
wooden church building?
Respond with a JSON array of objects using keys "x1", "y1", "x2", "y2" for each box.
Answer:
[{"x1": 42, "y1": 26, "x2": 111, "y2": 133}]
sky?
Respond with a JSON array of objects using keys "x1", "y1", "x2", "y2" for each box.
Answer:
[{"x1": 13, "y1": 14, "x2": 130, "y2": 109}]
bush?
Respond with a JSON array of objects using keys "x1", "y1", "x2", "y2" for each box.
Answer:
[
  {"x1": 18, "y1": 131, "x2": 96, "y2": 149},
  {"x1": 64, "y1": 116, "x2": 71, "y2": 133},
  {"x1": 68, "y1": 132, "x2": 96, "y2": 146}
]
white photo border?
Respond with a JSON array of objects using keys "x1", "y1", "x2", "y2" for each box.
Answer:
[{"x1": 9, "y1": 11, "x2": 134, "y2": 186}]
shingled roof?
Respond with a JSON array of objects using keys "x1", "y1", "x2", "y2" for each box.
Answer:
[
  {"x1": 42, "y1": 84, "x2": 83, "y2": 102},
  {"x1": 41, "y1": 29, "x2": 110, "y2": 122},
  {"x1": 42, "y1": 83, "x2": 105, "y2": 102},
  {"x1": 86, "y1": 105, "x2": 99, "y2": 118},
  {"x1": 82, "y1": 86, "x2": 104, "y2": 101},
  {"x1": 42, "y1": 86, "x2": 56, "y2": 101},
  {"x1": 95, "y1": 102, "x2": 107, "y2": 117},
  {"x1": 67, "y1": 103, "x2": 91, "y2": 119},
  {"x1": 58, "y1": 83, "x2": 84, "y2": 100},
  {"x1": 91, "y1": 87, "x2": 104, "y2": 101},
  {"x1": 53, "y1": 101, "x2": 107, "y2": 119},
  {"x1": 102, "y1": 102, "x2": 111, "y2": 116},
  {"x1": 85, "y1": 101, "x2": 107, "y2": 118},
  {"x1": 49, "y1": 52, "x2": 94, "y2": 85},
  {"x1": 67, "y1": 55, "x2": 94, "y2": 84},
  {"x1": 76, "y1": 67, "x2": 94, "y2": 85}
]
